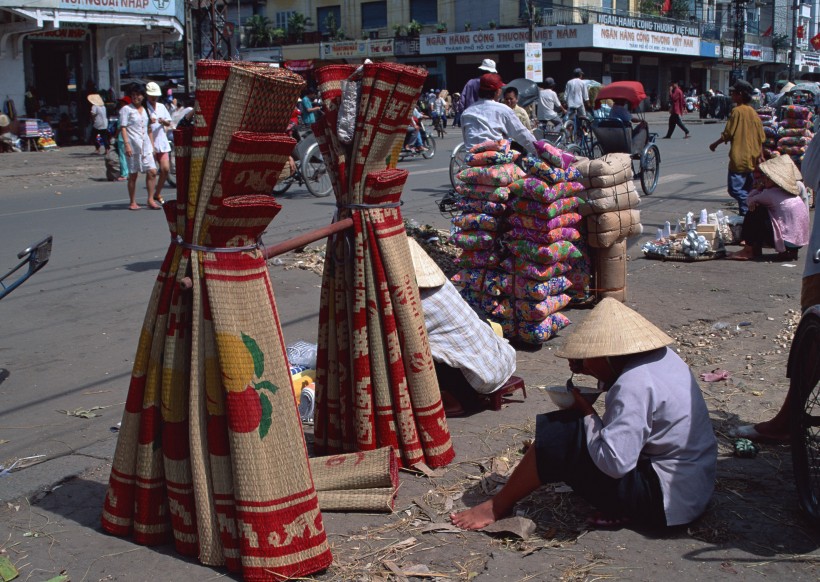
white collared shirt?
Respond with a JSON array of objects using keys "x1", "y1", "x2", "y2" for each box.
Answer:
[{"x1": 460, "y1": 99, "x2": 537, "y2": 154}]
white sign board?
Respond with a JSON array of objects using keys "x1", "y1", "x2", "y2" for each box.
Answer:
[
  {"x1": 320, "y1": 39, "x2": 394, "y2": 59},
  {"x1": 592, "y1": 24, "x2": 699, "y2": 56},
  {"x1": 419, "y1": 25, "x2": 593, "y2": 55},
  {"x1": 59, "y1": 0, "x2": 176, "y2": 17},
  {"x1": 524, "y1": 42, "x2": 542, "y2": 83}
]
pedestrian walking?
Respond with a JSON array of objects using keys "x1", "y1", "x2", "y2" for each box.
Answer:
[
  {"x1": 564, "y1": 68, "x2": 590, "y2": 140},
  {"x1": 145, "y1": 81, "x2": 172, "y2": 204},
  {"x1": 708, "y1": 80, "x2": 765, "y2": 216},
  {"x1": 663, "y1": 81, "x2": 690, "y2": 139},
  {"x1": 119, "y1": 84, "x2": 159, "y2": 210},
  {"x1": 460, "y1": 59, "x2": 497, "y2": 111},
  {"x1": 452, "y1": 92, "x2": 463, "y2": 127},
  {"x1": 88, "y1": 93, "x2": 110, "y2": 154}
]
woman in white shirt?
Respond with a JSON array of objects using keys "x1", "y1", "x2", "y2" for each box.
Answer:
[
  {"x1": 451, "y1": 298, "x2": 717, "y2": 530},
  {"x1": 120, "y1": 84, "x2": 159, "y2": 210},
  {"x1": 145, "y1": 82, "x2": 172, "y2": 205}
]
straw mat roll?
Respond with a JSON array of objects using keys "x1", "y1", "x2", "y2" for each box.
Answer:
[
  {"x1": 310, "y1": 447, "x2": 399, "y2": 491},
  {"x1": 555, "y1": 296, "x2": 673, "y2": 359},
  {"x1": 317, "y1": 488, "x2": 397, "y2": 512}
]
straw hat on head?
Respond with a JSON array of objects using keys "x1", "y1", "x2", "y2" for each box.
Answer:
[
  {"x1": 556, "y1": 298, "x2": 674, "y2": 359},
  {"x1": 759, "y1": 154, "x2": 802, "y2": 196},
  {"x1": 87, "y1": 94, "x2": 104, "y2": 107},
  {"x1": 407, "y1": 238, "x2": 446, "y2": 288}
]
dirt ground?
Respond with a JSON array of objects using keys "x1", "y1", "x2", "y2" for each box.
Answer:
[{"x1": 2, "y1": 228, "x2": 819, "y2": 581}]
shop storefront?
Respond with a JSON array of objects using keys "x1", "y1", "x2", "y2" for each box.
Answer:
[{"x1": 0, "y1": 0, "x2": 182, "y2": 127}]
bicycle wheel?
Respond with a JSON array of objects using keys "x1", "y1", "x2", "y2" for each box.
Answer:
[
  {"x1": 790, "y1": 310, "x2": 820, "y2": 527},
  {"x1": 563, "y1": 143, "x2": 583, "y2": 158},
  {"x1": 449, "y1": 142, "x2": 466, "y2": 189},
  {"x1": 640, "y1": 144, "x2": 660, "y2": 195},
  {"x1": 422, "y1": 135, "x2": 436, "y2": 159},
  {"x1": 302, "y1": 143, "x2": 333, "y2": 198},
  {"x1": 272, "y1": 166, "x2": 294, "y2": 195},
  {"x1": 590, "y1": 140, "x2": 604, "y2": 160}
]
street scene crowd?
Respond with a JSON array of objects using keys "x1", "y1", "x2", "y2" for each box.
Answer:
[{"x1": 1, "y1": 56, "x2": 820, "y2": 581}]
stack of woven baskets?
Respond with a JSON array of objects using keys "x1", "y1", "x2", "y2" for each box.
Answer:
[{"x1": 574, "y1": 153, "x2": 643, "y2": 303}]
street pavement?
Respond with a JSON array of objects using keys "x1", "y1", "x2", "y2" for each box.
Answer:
[{"x1": 0, "y1": 112, "x2": 815, "y2": 580}]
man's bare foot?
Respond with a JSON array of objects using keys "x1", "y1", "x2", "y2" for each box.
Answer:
[
  {"x1": 129, "y1": 204, "x2": 141, "y2": 210},
  {"x1": 450, "y1": 499, "x2": 505, "y2": 530}
]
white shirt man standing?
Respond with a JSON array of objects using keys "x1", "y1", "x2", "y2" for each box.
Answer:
[
  {"x1": 461, "y1": 73, "x2": 538, "y2": 155},
  {"x1": 564, "y1": 68, "x2": 590, "y2": 139}
]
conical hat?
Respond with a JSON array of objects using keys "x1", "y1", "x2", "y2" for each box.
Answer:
[
  {"x1": 759, "y1": 154, "x2": 802, "y2": 196},
  {"x1": 407, "y1": 237, "x2": 446, "y2": 288},
  {"x1": 556, "y1": 298, "x2": 674, "y2": 359},
  {"x1": 87, "y1": 94, "x2": 104, "y2": 107}
]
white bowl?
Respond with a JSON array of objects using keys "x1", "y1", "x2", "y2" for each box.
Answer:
[{"x1": 544, "y1": 385, "x2": 602, "y2": 410}]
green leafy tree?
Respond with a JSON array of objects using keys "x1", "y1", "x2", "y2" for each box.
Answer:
[
  {"x1": 288, "y1": 12, "x2": 311, "y2": 38},
  {"x1": 245, "y1": 15, "x2": 273, "y2": 48}
]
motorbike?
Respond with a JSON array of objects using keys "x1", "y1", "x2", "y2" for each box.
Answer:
[
  {"x1": 0, "y1": 236, "x2": 52, "y2": 301},
  {"x1": 685, "y1": 96, "x2": 698, "y2": 113},
  {"x1": 398, "y1": 119, "x2": 436, "y2": 162}
]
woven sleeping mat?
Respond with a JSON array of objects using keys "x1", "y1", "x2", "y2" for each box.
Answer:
[{"x1": 102, "y1": 61, "x2": 333, "y2": 581}]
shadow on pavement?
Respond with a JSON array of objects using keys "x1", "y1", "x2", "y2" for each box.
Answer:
[{"x1": 124, "y1": 260, "x2": 163, "y2": 273}]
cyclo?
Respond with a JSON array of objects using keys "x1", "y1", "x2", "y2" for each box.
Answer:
[{"x1": 588, "y1": 80, "x2": 661, "y2": 196}]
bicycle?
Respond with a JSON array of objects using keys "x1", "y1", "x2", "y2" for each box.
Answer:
[
  {"x1": 272, "y1": 128, "x2": 332, "y2": 198},
  {"x1": 399, "y1": 119, "x2": 436, "y2": 162}
]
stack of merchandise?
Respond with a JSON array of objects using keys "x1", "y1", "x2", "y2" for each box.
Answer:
[
  {"x1": 451, "y1": 140, "x2": 590, "y2": 345},
  {"x1": 758, "y1": 106, "x2": 779, "y2": 159},
  {"x1": 449, "y1": 138, "x2": 523, "y2": 309},
  {"x1": 574, "y1": 153, "x2": 642, "y2": 303},
  {"x1": 777, "y1": 105, "x2": 814, "y2": 168}
]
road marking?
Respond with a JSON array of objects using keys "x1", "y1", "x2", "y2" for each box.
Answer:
[
  {"x1": 0, "y1": 198, "x2": 133, "y2": 217},
  {"x1": 657, "y1": 173, "x2": 694, "y2": 184},
  {"x1": 406, "y1": 167, "x2": 448, "y2": 176}
]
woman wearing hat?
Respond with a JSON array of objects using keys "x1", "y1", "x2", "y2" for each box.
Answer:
[
  {"x1": 145, "y1": 81, "x2": 173, "y2": 204},
  {"x1": 728, "y1": 155, "x2": 810, "y2": 261},
  {"x1": 451, "y1": 298, "x2": 717, "y2": 530},
  {"x1": 88, "y1": 93, "x2": 110, "y2": 155}
]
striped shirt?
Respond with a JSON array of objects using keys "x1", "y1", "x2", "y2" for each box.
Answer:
[{"x1": 420, "y1": 280, "x2": 517, "y2": 394}]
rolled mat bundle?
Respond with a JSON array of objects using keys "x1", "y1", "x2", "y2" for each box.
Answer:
[
  {"x1": 311, "y1": 63, "x2": 455, "y2": 469},
  {"x1": 310, "y1": 447, "x2": 399, "y2": 512},
  {"x1": 575, "y1": 153, "x2": 642, "y2": 303},
  {"x1": 101, "y1": 61, "x2": 334, "y2": 580}
]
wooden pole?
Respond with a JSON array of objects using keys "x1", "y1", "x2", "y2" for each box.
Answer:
[{"x1": 262, "y1": 218, "x2": 354, "y2": 259}]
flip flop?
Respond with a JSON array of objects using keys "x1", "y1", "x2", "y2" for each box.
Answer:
[
  {"x1": 129, "y1": 206, "x2": 141, "y2": 211},
  {"x1": 587, "y1": 511, "x2": 630, "y2": 529},
  {"x1": 729, "y1": 424, "x2": 789, "y2": 445},
  {"x1": 727, "y1": 252, "x2": 752, "y2": 261},
  {"x1": 147, "y1": 204, "x2": 163, "y2": 210}
]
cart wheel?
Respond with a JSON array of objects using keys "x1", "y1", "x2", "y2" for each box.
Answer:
[
  {"x1": 272, "y1": 166, "x2": 294, "y2": 195},
  {"x1": 449, "y1": 143, "x2": 467, "y2": 189},
  {"x1": 564, "y1": 143, "x2": 583, "y2": 158},
  {"x1": 790, "y1": 310, "x2": 820, "y2": 527},
  {"x1": 422, "y1": 135, "x2": 436, "y2": 159},
  {"x1": 640, "y1": 144, "x2": 660, "y2": 195},
  {"x1": 302, "y1": 143, "x2": 333, "y2": 198}
]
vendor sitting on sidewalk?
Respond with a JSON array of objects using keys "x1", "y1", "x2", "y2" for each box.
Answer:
[
  {"x1": 728, "y1": 155, "x2": 809, "y2": 261},
  {"x1": 408, "y1": 238, "x2": 517, "y2": 416},
  {"x1": 450, "y1": 298, "x2": 717, "y2": 530}
]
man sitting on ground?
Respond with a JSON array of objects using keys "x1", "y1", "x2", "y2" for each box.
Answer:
[{"x1": 409, "y1": 238, "x2": 517, "y2": 416}]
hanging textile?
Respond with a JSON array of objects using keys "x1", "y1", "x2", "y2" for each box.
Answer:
[
  {"x1": 101, "y1": 61, "x2": 333, "y2": 581},
  {"x1": 311, "y1": 63, "x2": 455, "y2": 468}
]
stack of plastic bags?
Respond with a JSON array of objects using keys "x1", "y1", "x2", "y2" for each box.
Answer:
[
  {"x1": 777, "y1": 105, "x2": 814, "y2": 168},
  {"x1": 758, "y1": 106, "x2": 779, "y2": 160},
  {"x1": 450, "y1": 139, "x2": 523, "y2": 292},
  {"x1": 494, "y1": 141, "x2": 589, "y2": 343},
  {"x1": 573, "y1": 153, "x2": 642, "y2": 303}
]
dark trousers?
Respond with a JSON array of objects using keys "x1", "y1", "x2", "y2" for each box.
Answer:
[
  {"x1": 740, "y1": 206, "x2": 775, "y2": 250},
  {"x1": 665, "y1": 113, "x2": 689, "y2": 138},
  {"x1": 534, "y1": 409, "x2": 667, "y2": 526}
]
